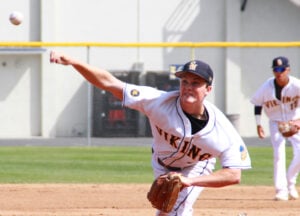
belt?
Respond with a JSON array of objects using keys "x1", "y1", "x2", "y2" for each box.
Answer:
[{"x1": 157, "y1": 158, "x2": 182, "y2": 171}]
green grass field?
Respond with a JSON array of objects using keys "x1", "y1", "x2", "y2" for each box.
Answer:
[{"x1": 0, "y1": 145, "x2": 293, "y2": 185}]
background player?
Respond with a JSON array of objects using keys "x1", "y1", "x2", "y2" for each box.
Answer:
[
  {"x1": 50, "y1": 51, "x2": 251, "y2": 216},
  {"x1": 251, "y1": 56, "x2": 300, "y2": 201}
]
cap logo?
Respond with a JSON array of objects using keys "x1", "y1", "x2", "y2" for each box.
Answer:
[
  {"x1": 189, "y1": 61, "x2": 197, "y2": 71},
  {"x1": 277, "y1": 59, "x2": 283, "y2": 66}
]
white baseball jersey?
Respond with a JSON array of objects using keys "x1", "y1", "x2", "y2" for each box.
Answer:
[
  {"x1": 251, "y1": 76, "x2": 300, "y2": 121},
  {"x1": 123, "y1": 83, "x2": 251, "y2": 170}
]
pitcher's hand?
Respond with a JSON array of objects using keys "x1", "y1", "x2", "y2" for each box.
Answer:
[{"x1": 50, "y1": 51, "x2": 73, "y2": 65}]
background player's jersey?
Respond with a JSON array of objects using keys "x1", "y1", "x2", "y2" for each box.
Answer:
[
  {"x1": 250, "y1": 76, "x2": 300, "y2": 122},
  {"x1": 123, "y1": 83, "x2": 251, "y2": 170}
]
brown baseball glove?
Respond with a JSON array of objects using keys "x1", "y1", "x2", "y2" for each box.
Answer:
[
  {"x1": 278, "y1": 121, "x2": 299, "y2": 137},
  {"x1": 147, "y1": 173, "x2": 183, "y2": 213}
]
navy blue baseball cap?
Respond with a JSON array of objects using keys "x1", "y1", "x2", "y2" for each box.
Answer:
[
  {"x1": 272, "y1": 56, "x2": 290, "y2": 68},
  {"x1": 175, "y1": 60, "x2": 214, "y2": 85}
]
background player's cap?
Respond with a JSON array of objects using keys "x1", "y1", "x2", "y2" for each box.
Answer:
[
  {"x1": 272, "y1": 56, "x2": 290, "y2": 68},
  {"x1": 175, "y1": 60, "x2": 213, "y2": 85}
]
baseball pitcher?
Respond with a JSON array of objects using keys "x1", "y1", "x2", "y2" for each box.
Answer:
[{"x1": 50, "y1": 52, "x2": 251, "y2": 216}]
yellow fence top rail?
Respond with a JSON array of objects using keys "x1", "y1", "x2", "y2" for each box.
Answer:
[{"x1": 0, "y1": 41, "x2": 300, "y2": 48}]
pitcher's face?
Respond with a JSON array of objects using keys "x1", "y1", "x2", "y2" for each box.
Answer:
[{"x1": 179, "y1": 73, "x2": 212, "y2": 106}]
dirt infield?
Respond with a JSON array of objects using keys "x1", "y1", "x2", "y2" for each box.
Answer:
[{"x1": 0, "y1": 184, "x2": 299, "y2": 216}]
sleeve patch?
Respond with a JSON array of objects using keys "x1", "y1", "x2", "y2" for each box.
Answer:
[{"x1": 130, "y1": 89, "x2": 140, "y2": 97}]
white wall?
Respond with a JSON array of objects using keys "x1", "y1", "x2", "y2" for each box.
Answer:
[
  {"x1": 0, "y1": 54, "x2": 41, "y2": 137},
  {"x1": 0, "y1": 0, "x2": 300, "y2": 137},
  {"x1": 0, "y1": 0, "x2": 41, "y2": 137}
]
